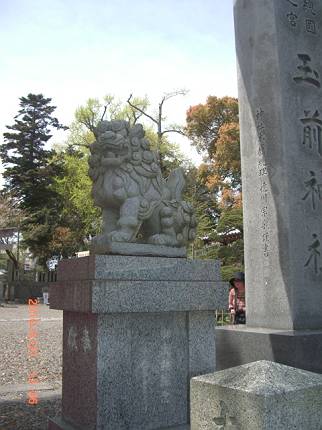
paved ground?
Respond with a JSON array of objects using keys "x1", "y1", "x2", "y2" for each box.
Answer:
[{"x1": 0, "y1": 303, "x2": 63, "y2": 429}]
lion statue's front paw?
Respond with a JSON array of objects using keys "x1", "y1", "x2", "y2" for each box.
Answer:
[
  {"x1": 107, "y1": 230, "x2": 133, "y2": 242},
  {"x1": 148, "y1": 234, "x2": 178, "y2": 247}
]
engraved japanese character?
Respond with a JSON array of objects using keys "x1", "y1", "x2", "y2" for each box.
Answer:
[
  {"x1": 261, "y1": 206, "x2": 268, "y2": 217},
  {"x1": 263, "y1": 232, "x2": 269, "y2": 243},
  {"x1": 293, "y1": 54, "x2": 320, "y2": 88},
  {"x1": 286, "y1": 0, "x2": 298, "y2": 6},
  {"x1": 213, "y1": 400, "x2": 238, "y2": 429},
  {"x1": 261, "y1": 217, "x2": 268, "y2": 230},
  {"x1": 306, "y1": 19, "x2": 317, "y2": 33},
  {"x1": 261, "y1": 193, "x2": 268, "y2": 204},
  {"x1": 259, "y1": 166, "x2": 268, "y2": 176},
  {"x1": 303, "y1": 0, "x2": 316, "y2": 16},
  {"x1": 260, "y1": 180, "x2": 269, "y2": 204},
  {"x1": 263, "y1": 241, "x2": 269, "y2": 257},
  {"x1": 287, "y1": 12, "x2": 298, "y2": 27},
  {"x1": 302, "y1": 171, "x2": 322, "y2": 210},
  {"x1": 260, "y1": 180, "x2": 268, "y2": 194},
  {"x1": 256, "y1": 108, "x2": 264, "y2": 120},
  {"x1": 301, "y1": 110, "x2": 322, "y2": 156},
  {"x1": 256, "y1": 109, "x2": 266, "y2": 144},
  {"x1": 304, "y1": 233, "x2": 321, "y2": 274},
  {"x1": 67, "y1": 326, "x2": 78, "y2": 352}
]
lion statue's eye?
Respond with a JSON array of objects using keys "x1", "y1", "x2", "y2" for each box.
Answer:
[{"x1": 102, "y1": 131, "x2": 115, "y2": 140}]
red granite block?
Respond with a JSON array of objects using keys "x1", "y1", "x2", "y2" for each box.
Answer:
[
  {"x1": 49, "y1": 280, "x2": 92, "y2": 312},
  {"x1": 62, "y1": 311, "x2": 98, "y2": 430},
  {"x1": 57, "y1": 256, "x2": 96, "y2": 282},
  {"x1": 48, "y1": 417, "x2": 78, "y2": 429},
  {"x1": 48, "y1": 419, "x2": 62, "y2": 430}
]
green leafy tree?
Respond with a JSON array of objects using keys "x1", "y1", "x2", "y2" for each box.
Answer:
[
  {"x1": 217, "y1": 206, "x2": 243, "y2": 235},
  {"x1": 67, "y1": 95, "x2": 191, "y2": 177},
  {"x1": 51, "y1": 149, "x2": 101, "y2": 256},
  {"x1": 0, "y1": 193, "x2": 25, "y2": 268},
  {"x1": 71, "y1": 95, "x2": 149, "y2": 147},
  {"x1": 0, "y1": 94, "x2": 67, "y2": 265}
]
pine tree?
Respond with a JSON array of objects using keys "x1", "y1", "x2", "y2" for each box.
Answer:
[
  {"x1": 1, "y1": 94, "x2": 66, "y2": 209},
  {"x1": 1, "y1": 94, "x2": 67, "y2": 265}
]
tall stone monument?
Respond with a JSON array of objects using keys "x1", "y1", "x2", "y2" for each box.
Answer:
[
  {"x1": 48, "y1": 120, "x2": 227, "y2": 429},
  {"x1": 216, "y1": 0, "x2": 322, "y2": 373}
]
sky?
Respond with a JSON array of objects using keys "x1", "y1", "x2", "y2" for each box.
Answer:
[{"x1": 0, "y1": 0, "x2": 237, "y2": 183}]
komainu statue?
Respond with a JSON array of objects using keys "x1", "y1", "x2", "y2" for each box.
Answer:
[{"x1": 88, "y1": 120, "x2": 197, "y2": 256}]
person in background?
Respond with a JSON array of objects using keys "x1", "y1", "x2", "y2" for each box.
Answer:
[{"x1": 228, "y1": 272, "x2": 246, "y2": 324}]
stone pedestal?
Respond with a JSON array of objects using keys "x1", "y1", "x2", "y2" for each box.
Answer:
[
  {"x1": 48, "y1": 255, "x2": 227, "y2": 430},
  {"x1": 191, "y1": 361, "x2": 322, "y2": 430}
]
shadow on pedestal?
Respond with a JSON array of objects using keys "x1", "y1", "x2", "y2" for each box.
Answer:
[{"x1": 216, "y1": 325, "x2": 322, "y2": 374}]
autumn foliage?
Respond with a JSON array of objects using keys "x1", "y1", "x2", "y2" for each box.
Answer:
[{"x1": 186, "y1": 96, "x2": 243, "y2": 278}]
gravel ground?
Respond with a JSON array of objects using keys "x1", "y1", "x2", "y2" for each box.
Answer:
[
  {"x1": 0, "y1": 304, "x2": 63, "y2": 429},
  {"x1": 0, "y1": 392, "x2": 61, "y2": 430}
]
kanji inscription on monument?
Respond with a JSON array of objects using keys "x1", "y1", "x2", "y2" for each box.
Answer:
[{"x1": 235, "y1": 0, "x2": 322, "y2": 330}]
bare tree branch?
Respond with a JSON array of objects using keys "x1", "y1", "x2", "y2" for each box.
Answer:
[
  {"x1": 5, "y1": 249, "x2": 18, "y2": 269},
  {"x1": 164, "y1": 89, "x2": 188, "y2": 99},
  {"x1": 159, "y1": 96, "x2": 166, "y2": 112},
  {"x1": 100, "y1": 105, "x2": 108, "y2": 122},
  {"x1": 161, "y1": 129, "x2": 187, "y2": 137},
  {"x1": 127, "y1": 94, "x2": 158, "y2": 125},
  {"x1": 126, "y1": 90, "x2": 189, "y2": 174},
  {"x1": 71, "y1": 143, "x2": 90, "y2": 149}
]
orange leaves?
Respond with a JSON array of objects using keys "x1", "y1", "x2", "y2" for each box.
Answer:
[
  {"x1": 215, "y1": 122, "x2": 240, "y2": 177},
  {"x1": 49, "y1": 227, "x2": 76, "y2": 254},
  {"x1": 219, "y1": 189, "x2": 242, "y2": 209},
  {"x1": 186, "y1": 96, "x2": 239, "y2": 157}
]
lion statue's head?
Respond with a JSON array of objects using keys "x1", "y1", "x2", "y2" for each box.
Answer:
[{"x1": 88, "y1": 120, "x2": 162, "y2": 181}]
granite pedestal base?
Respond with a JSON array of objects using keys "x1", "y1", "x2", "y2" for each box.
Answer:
[
  {"x1": 216, "y1": 325, "x2": 322, "y2": 374},
  {"x1": 48, "y1": 255, "x2": 227, "y2": 430}
]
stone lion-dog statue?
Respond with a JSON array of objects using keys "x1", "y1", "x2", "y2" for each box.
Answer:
[{"x1": 88, "y1": 120, "x2": 197, "y2": 255}]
